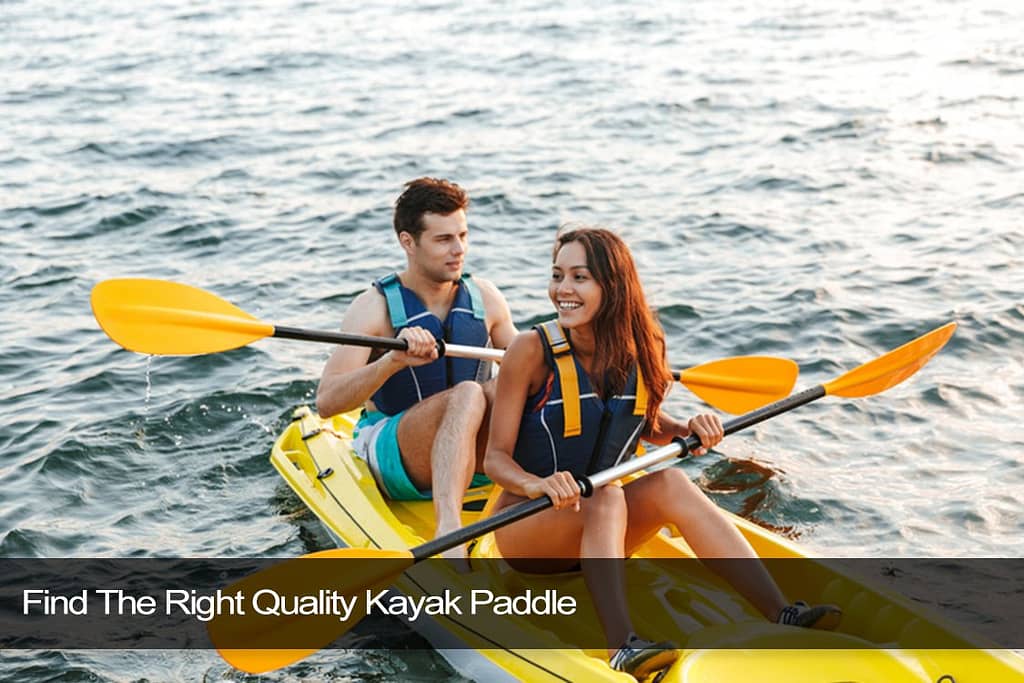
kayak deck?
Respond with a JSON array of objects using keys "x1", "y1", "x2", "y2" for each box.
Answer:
[{"x1": 271, "y1": 406, "x2": 1024, "y2": 682}]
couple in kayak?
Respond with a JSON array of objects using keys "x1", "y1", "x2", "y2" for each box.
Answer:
[{"x1": 317, "y1": 177, "x2": 840, "y2": 678}]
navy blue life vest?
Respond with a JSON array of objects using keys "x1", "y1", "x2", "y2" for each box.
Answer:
[
  {"x1": 513, "y1": 321, "x2": 647, "y2": 480},
  {"x1": 370, "y1": 272, "x2": 491, "y2": 416}
]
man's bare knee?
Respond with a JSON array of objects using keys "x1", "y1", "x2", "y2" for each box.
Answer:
[{"x1": 448, "y1": 381, "x2": 486, "y2": 415}]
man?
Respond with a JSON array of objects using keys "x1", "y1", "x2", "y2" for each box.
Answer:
[{"x1": 317, "y1": 178, "x2": 517, "y2": 559}]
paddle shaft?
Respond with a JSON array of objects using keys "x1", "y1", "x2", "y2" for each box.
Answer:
[
  {"x1": 413, "y1": 383, "x2": 828, "y2": 560},
  {"x1": 272, "y1": 325, "x2": 504, "y2": 361},
  {"x1": 90, "y1": 279, "x2": 803, "y2": 415},
  {"x1": 209, "y1": 323, "x2": 955, "y2": 674},
  {"x1": 273, "y1": 324, "x2": 755, "y2": 379}
]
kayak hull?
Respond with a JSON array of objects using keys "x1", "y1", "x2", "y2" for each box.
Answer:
[{"x1": 271, "y1": 406, "x2": 1024, "y2": 682}]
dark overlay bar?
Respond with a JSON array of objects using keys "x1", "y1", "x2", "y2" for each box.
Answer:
[{"x1": 0, "y1": 558, "x2": 1019, "y2": 650}]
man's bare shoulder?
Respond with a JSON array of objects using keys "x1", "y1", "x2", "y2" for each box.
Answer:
[
  {"x1": 340, "y1": 285, "x2": 391, "y2": 335},
  {"x1": 468, "y1": 275, "x2": 510, "y2": 307},
  {"x1": 468, "y1": 275, "x2": 517, "y2": 347}
]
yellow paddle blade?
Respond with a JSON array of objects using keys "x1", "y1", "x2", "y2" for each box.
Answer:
[
  {"x1": 824, "y1": 322, "x2": 957, "y2": 398},
  {"x1": 680, "y1": 356, "x2": 799, "y2": 413},
  {"x1": 211, "y1": 548, "x2": 414, "y2": 674},
  {"x1": 90, "y1": 278, "x2": 275, "y2": 355}
]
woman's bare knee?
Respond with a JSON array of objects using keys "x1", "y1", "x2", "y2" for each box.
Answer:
[
  {"x1": 584, "y1": 484, "x2": 627, "y2": 522},
  {"x1": 646, "y1": 468, "x2": 708, "y2": 517},
  {"x1": 650, "y1": 467, "x2": 701, "y2": 494}
]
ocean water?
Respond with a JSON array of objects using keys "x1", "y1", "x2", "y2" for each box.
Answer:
[{"x1": 1, "y1": 0, "x2": 1022, "y2": 680}]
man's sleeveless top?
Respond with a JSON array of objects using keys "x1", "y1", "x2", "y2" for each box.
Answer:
[{"x1": 370, "y1": 272, "x2": 491, "y2": 416}]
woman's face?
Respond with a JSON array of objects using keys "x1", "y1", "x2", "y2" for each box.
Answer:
[{"x1": 549, "y1": 240, "x2": 603, "y2": 330}]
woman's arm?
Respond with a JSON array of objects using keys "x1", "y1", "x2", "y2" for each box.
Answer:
[
  {"x1": 484, "y1": 331, "x2": 581, "y2": 509},
  {"x1": 643, "y1": 411, "x2": 724, "y2": 456}
]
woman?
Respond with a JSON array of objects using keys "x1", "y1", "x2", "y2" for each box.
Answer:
[{"x1": 484, "y1": 227, "x2": 840, "y2": 679}]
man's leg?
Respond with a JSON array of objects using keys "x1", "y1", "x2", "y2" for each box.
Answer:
[
  {"x1": 396, "y1": 381, "x2": 487, "y2": 557},
  {"x1": 473, "y1": 377, "x2": 498, "y2": 470}
]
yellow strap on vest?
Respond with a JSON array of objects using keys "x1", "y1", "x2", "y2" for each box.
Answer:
[
  {"x1": 634, "y1": 370, "x2": 648, "y2": 416},
  {"x1": 540, "y1": 321, "x2": 581, "y2": 438}
]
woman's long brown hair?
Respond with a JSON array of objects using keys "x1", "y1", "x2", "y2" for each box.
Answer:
[{"x1": 553, "y1": 227, "x2": 673, "y2": 427}]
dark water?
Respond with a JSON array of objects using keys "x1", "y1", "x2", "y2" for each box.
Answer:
[{"x1": 2, "y1": 0, "x2": 1022, "y2": 680}]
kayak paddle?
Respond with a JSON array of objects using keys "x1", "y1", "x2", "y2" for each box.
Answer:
[
  {"x1": 90, "y1": 278, "x2": 798, "y2": 414},
  {"x1": 210, "y1": 321, "x2": 957, "y2": 673}
]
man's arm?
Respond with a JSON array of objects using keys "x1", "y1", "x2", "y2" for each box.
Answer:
[
  {"x1": 475, "y1": 276, "x2": 518, "y2": 349},
  {"x1": 315, "y1": 289, "x2": 437, "y2": 418}
]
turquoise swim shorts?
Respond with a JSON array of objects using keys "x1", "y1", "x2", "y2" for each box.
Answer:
[{"x1": 353, "y1": 410, "x2": 490, "y2": 501}]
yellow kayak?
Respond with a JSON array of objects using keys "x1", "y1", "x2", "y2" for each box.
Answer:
[{"x1": 272, "y1": 406, "x2": 1024, "y2": 682}]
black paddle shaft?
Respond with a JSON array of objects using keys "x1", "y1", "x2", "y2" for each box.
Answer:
[
  {"x1": 273, "y1": 325, "x2": 447, "y2": 356},
  {"x1": 715, "y1": 385, "x2": 826, "y2": 437},
  {"x1": 412, "y1": 384, "x2": 827, "y2": 562}
]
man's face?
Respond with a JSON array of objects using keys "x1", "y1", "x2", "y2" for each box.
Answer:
[{"x1": 403, "y1": 209, "x2": 469, "y2": 283}]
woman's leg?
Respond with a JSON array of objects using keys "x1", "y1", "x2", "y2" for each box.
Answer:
[
  {"x1": 621, "y1": 467, "x2": 788, "y2": 620},
  {"x1": 493, "y1": 486, "x2": 635, "y2": 653},
  {"x1": 579, "y1": 484, "x2": 632, "y2": 653},
  {"x1": 492, "y1": 498, "x2": 585, "y2": 567}
]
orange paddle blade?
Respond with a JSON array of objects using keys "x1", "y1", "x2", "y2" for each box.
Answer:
[
  {"x1": 824, "y1": 322, "x2": 957, "y2": 398},
  {"x1": 680, "y1": 356, "x2": 799, "y2": 413},
  {"x1": 211, "y1": 548, "x2": 414, "y2": 673}
]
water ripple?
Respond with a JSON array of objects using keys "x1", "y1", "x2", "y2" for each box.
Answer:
[{"x1": 3, "y1": 0, "x2": 1023, "y2": 679}]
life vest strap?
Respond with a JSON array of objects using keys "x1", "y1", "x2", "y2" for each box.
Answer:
[
  {"x1": 377, "y1": 273, "x2": 408, "y2": 328},
  {"x1": 540, "y1": 321, "x2": 581, "y2": 438},
  {"x1": 380, "y1": 273, "x2": 485, "y2": 328},
  {"x1": 461, "y1": 273, "x2": 486, "y2": 321},
  {"x1": 634, "y1": 371, "x2": 648, "y2": 416}
]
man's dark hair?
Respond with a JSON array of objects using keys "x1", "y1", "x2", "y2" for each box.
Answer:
[{"x1": 393, "y1": 177, "x2": 469, "y2": 241}]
